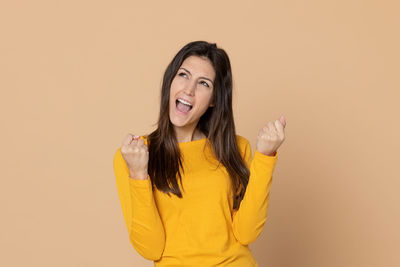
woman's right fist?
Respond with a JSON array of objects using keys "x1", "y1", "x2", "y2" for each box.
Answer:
[{"x1": 120, "y1": 134, "x2": 149, "y2": 180}]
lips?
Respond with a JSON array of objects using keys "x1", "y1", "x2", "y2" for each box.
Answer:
[
  {"x1": 176, "y1": 99, "x2": 193, "y2": 114},
  {"x1": 176, "y1": 97, "x2": 193, "y2": 106}
]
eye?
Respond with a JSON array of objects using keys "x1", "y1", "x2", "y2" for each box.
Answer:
[
  {"x1": 178, "y1": 72, "x2": 187, "y2": 77},
  {"x1": 200, "y1": 81, "x2": 210, "y2": 87},
  {"x1": 178, "y1": 72, "x2": 210, "y2": 87}
]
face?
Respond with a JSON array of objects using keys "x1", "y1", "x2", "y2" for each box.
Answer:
[{"x1": 169, "y1": 55, "x2": 216, "y2": 131}]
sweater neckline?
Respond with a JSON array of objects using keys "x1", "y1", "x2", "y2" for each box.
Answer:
[
  {"x1": 178, "y1": 137, "x2": 207, "y2": 147},
  {"x1": 141, "y1": 135, "x2": 208, "y2": 148}
]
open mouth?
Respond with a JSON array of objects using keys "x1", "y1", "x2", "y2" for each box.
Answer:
[{"x1": 176, "y1": 99, "x2": 193, "y2": 113}]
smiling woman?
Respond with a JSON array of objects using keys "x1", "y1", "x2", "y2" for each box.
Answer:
[
  {"x1": 169, "y1": 55, "x2": 215, "y2": 142},
  {"x1": 113, "y1": 40, "x2": 285, "y2": 266}
]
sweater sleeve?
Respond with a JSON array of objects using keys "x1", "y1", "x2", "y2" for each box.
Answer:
[
  {"x1": 232, "y1": 138, "x2": 278, "y2": 245},
  {"x1": 113, "y1": 148, "x2": 165, "y2": 260}
]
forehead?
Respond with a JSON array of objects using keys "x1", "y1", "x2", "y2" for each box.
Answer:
[{"x1": 180, "y1": 55, "x2": 215, "y2": 80}]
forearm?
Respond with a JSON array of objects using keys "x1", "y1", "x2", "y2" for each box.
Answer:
[
  {"x1": 114, "y1": 149, "x2": 165, "y2": 260},
  {"x1": 232, "y1": 149, "x2": 278, "y2": 245},
  {"x1": 127, "y1": 177, "x2": 166, "y2": 260}
]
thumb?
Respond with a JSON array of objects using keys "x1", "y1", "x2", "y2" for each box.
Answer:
[{"x1": 280, "y1": 115, "x2": 286, "y2": 128}]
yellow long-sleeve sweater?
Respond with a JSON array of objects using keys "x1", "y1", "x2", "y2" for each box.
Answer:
[{"x1": 113, "y1": 134, "x2": 278, "y2": 266}]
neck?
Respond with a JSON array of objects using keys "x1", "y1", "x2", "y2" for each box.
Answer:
[{"x1": 174, "y1": 124, "x2": 205, "y2": 143}]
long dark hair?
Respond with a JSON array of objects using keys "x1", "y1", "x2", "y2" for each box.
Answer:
[{"x1": 147, "y1": 40, "x2": 250, "y2": 211}]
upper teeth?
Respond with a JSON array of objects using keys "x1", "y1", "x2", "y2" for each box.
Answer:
[{"x1": 178, "y1": 98, "x2": 192, "y2": 106}]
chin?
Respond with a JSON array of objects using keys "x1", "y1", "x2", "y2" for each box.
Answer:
[
  {"x1": 169, "y1": 113, "x2": 186, "y2": 127},
  {"x1": 170, "y1": 119, "x2": 189, "y2": 128}
]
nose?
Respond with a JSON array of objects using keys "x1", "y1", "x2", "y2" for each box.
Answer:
[{"x1": 183, "y1": 80, "x2": 196, "y2": 96}]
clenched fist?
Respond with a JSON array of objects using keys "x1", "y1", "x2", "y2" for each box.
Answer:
[
  {"x1": 256, "y1": 115, "x2": 286, "y2": 156},
  {"x1": 120, "y1": 134, "x2": 149, "y2": 180}
]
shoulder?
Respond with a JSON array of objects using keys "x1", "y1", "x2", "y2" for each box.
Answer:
[
  {"x1": 113, "y1": 147, "x2": 126, "y2": 172},
  {"x1": 235, "y1": 134, "x2": 251, "y2": 157},
  {"x1": 235, "y1": 134, "x2": 250, "y2": 147}
]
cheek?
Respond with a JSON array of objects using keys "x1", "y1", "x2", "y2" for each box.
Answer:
[
  {"x1": 169, "y1": 95, "x2": 176, "y2": 109},
  {"x1": 198, "y1": 93, "x2": 213, "y2": 110},
  {"x1": 169, "y1": 83, "x2": 178, "y2": 105},
  {"x1": 170, "y1": 78, "x2": 182, "y2": 91}
]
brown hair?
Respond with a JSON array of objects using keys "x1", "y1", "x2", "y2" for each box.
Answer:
[{"x1": 147, "y1": 40, "x2": 250, "y2": 211}]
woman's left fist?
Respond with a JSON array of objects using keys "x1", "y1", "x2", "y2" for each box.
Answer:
[{"x1": 256, "y1": 115, "x2": 286, "y2": 156}]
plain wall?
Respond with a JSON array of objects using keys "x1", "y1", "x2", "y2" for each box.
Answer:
[{"x1": 1, "y1": 0, "x2": 399, "y2": 266}]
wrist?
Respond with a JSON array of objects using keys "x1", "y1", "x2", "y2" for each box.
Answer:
[
  {"x1": 129, "y1": 170, "x2": 148, "y2": 180},
  {"x1": 257, "y1": 150, "x2": 277, "y2": 157},
  {"x1": 265, "y1": 151, "x2": 277, "y2": 157}
]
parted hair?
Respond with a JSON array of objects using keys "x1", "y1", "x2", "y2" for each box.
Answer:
[{"x1": 146, "y1": 40, "x2": 250, "y2": 210}]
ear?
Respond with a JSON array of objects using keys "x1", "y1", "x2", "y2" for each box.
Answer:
[{"x1": 209, "y1": 96, "x2": 215, "y2": 107}]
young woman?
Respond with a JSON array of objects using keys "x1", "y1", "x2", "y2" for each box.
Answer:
[{"x1": 113, "y1": 40, "x2": 286, "y2": 266}]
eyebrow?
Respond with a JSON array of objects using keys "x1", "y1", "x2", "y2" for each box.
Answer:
[{"x1": 179, "y1": 67, "x2": 214, "y2": 85}]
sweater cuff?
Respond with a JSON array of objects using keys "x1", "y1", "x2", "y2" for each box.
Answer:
[
  {"x1": 128, "y1": 175, "x2": 152, "y2": 189},
  {"x1": 254, "y1": 149, "x2": 278, "y2": 163}
]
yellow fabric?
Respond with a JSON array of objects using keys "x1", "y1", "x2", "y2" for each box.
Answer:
[{"x1": 113, "y1": 135, "x2": 278, "y2": 266}]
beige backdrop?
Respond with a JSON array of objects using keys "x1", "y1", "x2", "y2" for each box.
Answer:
[{"x1": 1, "y1": 1, "x2": 399, "y2": 266}]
